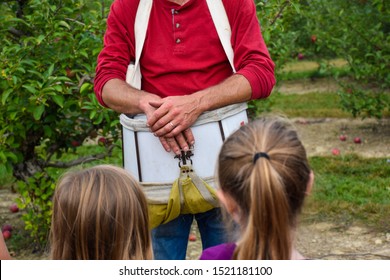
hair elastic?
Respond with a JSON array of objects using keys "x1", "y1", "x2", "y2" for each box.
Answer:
[{"x1": 253, "y1": 152, "x2": 270, "y2": 163}]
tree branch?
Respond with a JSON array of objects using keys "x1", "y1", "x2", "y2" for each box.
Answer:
[
  {"x1": 270, "y1": 0, "x2": 291, "y2": 26},
  {"x1": 43, "y1": 144, "x2": 118, "y2": 169},
  {"x1": 78, "y1": 74, "x2": 93, "y2": 88},
  {"x1": 8, "y1": 27, "x2": 24, "y2": 38},
  {"x1": 65, "y1": 17, "x2": 86, "y2": 26}
]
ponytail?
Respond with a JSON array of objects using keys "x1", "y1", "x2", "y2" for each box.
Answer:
[{"x1": 234, "y1": 158, "x2": 291, "y2": 260}]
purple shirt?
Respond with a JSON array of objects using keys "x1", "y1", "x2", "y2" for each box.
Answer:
[{"x1": 199, "y1": 243, "x2": 236, "y2": 260}]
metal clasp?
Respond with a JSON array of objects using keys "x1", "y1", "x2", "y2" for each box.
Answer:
[{"x1": 174, "y1": 146, "x2": 194, "y2": 167}]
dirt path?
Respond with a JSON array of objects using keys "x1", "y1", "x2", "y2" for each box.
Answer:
[{"x1": 186, "y1": 221, "x2": 390, "y2": 260}]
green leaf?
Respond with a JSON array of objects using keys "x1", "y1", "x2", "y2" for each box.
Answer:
[
  {"x1": 58, "y1": 20, "x2": 71, "y2": 30},
  {"x1": 33, "y1": 105, "x2": 45, "y2": 120},
  {"x1": 27, "y1": 70, "x2": 44, "y2": 79},
  {"x1": 80, "y1": 82, "x2": 92, "y2": 94},
  {"x1": 52, "y1": 95, "x2": 65, "y2": 108},
  {"x1": 1, "y1": 88, "x2": 13, "y2": 105},
  {"x1": 5, "y1": 152, "x2": 18, "y2": 163},
  {"x1": 17, "y1": 67, "x2": 26, "y2": 74},
  {"x1": 43, "y1": 125, "x2": 53, "y2": 137},
  {"x1": 23, "y1": 85, "x2": 38, "y2": 94},
  {"x1": 79, "y1": 50, "x2": 89, "y2": 59},
  {"x1": 89, "y1": 110, "x2": 97, "y2": 119},
  {"x1": 47, "y1": 64, "x2": 55, "y2": 77},
  {"x1": 94, "y1": 113, "x2": 103, "y2": 125},
  {"x1": 36, "y1": 35, "x2": 45, "y2": 45}
]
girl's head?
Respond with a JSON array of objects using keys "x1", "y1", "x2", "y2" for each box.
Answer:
[
  {"x1": 217, "y1": 115, "x2": 313, "y2": 260},
  {"x1": 50, "y1": 165, "x2": 152, "y2": 260}
]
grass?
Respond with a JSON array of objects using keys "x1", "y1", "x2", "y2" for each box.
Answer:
[
  {"x1": 278, "y1": 58, "x2": 350, "y2": 81},
  {"x1": 0, "y1": 165, "x2": 14, "y2": 187},
  {"x1": 266, "y1": 92, "x2": 351, "y2": 118},
  {"x1": 303, "y1": 155, "x2": 390, "y2": 231}
]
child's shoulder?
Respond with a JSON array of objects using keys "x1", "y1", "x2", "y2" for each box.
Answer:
[{"x1": 199, "y1": 243, "x2": 236, "y2": 260}]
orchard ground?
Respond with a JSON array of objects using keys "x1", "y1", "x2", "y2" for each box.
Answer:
[{"x1": 1, "y1": 78, "x2": 389, "y2": 260}]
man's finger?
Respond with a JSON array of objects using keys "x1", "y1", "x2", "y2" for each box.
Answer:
[
  {"x1": 165, "y1": 137, "x2": 180, "y2": 155},
  {"x1": 149, "y1": 100, "x2": 163, "y2": 109},
  {"x1": 175, "y1": 133, "x2": 189, "y2": 152},
  {"x1": 183, "y1": 128, "x2": 195, "y2": 146},
  {"x1": 147, "y1": 102, "x2": 168, "y2": 127},
  {"x1": 159, "y1": 137, "x2": 171, "y2": 152}
]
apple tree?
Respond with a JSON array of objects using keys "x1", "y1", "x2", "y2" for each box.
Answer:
[
  {"x1": 249, "y1": 0, "x2": 304, "y2": 116},
  {"x1": 0, "y1": 0, "x2": 119, "y2": 247},
  {"x1": 281, "y1": 0, "x2": 389, "y2": 118}
]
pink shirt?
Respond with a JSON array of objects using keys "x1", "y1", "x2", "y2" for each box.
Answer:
[{"x1": 94, "y1": 0, "x2": 275, "y2": 106}]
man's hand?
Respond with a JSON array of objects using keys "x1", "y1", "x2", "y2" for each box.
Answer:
[
  {"x1": 146, "y1": 95, "x2": 199, "y2": 153},
  {"x1": 147, "y1": 95, "x2": 201, "y2": 137},
  {"x1": 139, "y1": 94, "x2": 194, "y2": 154},
  {"x1": 159, "y1": 128, "x2": 194, "y2": 155}
]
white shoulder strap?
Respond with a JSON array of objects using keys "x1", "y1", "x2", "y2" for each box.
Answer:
[
  {"x1": 206, "y1": 0, "x2": 235, "y2": 72},
  {"x1": 134, "y1": 0, "x2": 153, "y2": 68},
  {"x1": 133, "y1": 0, "x2": 234, "y2": 71}
]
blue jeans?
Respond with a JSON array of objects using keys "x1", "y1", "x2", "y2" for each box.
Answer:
[{"x1": 151, "y1": 208, "x2": 227, "y2": 260}]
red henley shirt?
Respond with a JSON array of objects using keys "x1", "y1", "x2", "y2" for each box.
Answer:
[{"x1": 94, "y1": 0, "x2": 275, "y2": 106}]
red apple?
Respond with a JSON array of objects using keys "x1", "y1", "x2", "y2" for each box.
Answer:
[
  {"x1": 65, "y1": 68, "x2": 75, "y2": 78},
  {"x1": 2, "y1": 230, "x2": 12, "y2": 240},
  {"x1": 2, "y1": 224, "x2": 13, "y2": 233},
  {"x1": 9, "y1": 204, "x2": 19, "y2": 213},
  {"x1": 311, "y1": 35, "x2": 317, "y2": 43},
  {"x1": 71, "y1": 140, "x2": 80, "y2": 147},
  {"x1": 354, "y1": 137, "x2": 362, "y2": 144},
  {"x1": 297, "y1": 53, "x2": 305, "y2": 60},
  {"x1": 332, "y1": 148, "x2": 340, "y2": 156},
  {"x1": 339, "y1": 135, "x2": 347, "y2": 141},
  {"x1": 98, "y1": 137, "x2": 106, "y2": 146},
  {"x1": 188, "y1": 233, "x2": 197, "y2": 242}
]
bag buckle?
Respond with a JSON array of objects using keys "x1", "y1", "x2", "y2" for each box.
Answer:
[{"x1": 175, "y1": 146, "x2": 194, "y2": 167}]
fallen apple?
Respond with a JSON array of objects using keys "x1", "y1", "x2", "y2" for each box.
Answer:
[
  {"x1": 98, "y1": 137, "x2": 106, "y2": 146},
  {"x1": 66, "y1": 68, "x2": 75, "y2": 78},
  {"x1": 2, "y1": 230, "x2": 12, "y2": 240},
  {"x1": 354, "y1": 137, "x2": 362, "y2": 144},
  {"x1": 188, "y1": 233, "x2": 197, "y2": 242},
  {"x1": 71, "y1": 140, "x2": 80, "y2": 147},
  {"x1": 339, "y1": 135, "x2": 347, "y2": 141},
  {"x1": 9, "y1": 204, "x2": 19, "y2": 213},
  {"x1": 2, "y1": 224, "x2": 13, "y2": 233},
  {"x1": 332, "y1": 148, "x2": 340, "y2": 156}
]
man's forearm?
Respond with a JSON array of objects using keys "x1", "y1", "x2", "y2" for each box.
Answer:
[
  {"x1": 194, "y1": 73, "x2": 252, "y2": 114},
  {"x1": 101, "y1": 78, "x2": 159, "y2": 115}
]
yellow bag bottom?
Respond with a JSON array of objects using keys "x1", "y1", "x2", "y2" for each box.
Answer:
[{"x1": 148, "y1": 176, "x2": 218, "y2": 229}]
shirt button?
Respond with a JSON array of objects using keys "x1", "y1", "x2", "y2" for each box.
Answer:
[
  {"x1": 176, "y1": 38, "x2": 181, "y2": 44},
  {"x1": 176, "y1": 23, "x2": 180, "y2": 28}
]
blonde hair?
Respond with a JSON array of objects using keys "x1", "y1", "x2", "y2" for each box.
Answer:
[
  {"x1": 217, "y1": 115, "x2": 311, "y2": 260},
  {"x1": 50, "y1": 165, "x2": 152, "y2": 260}
]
